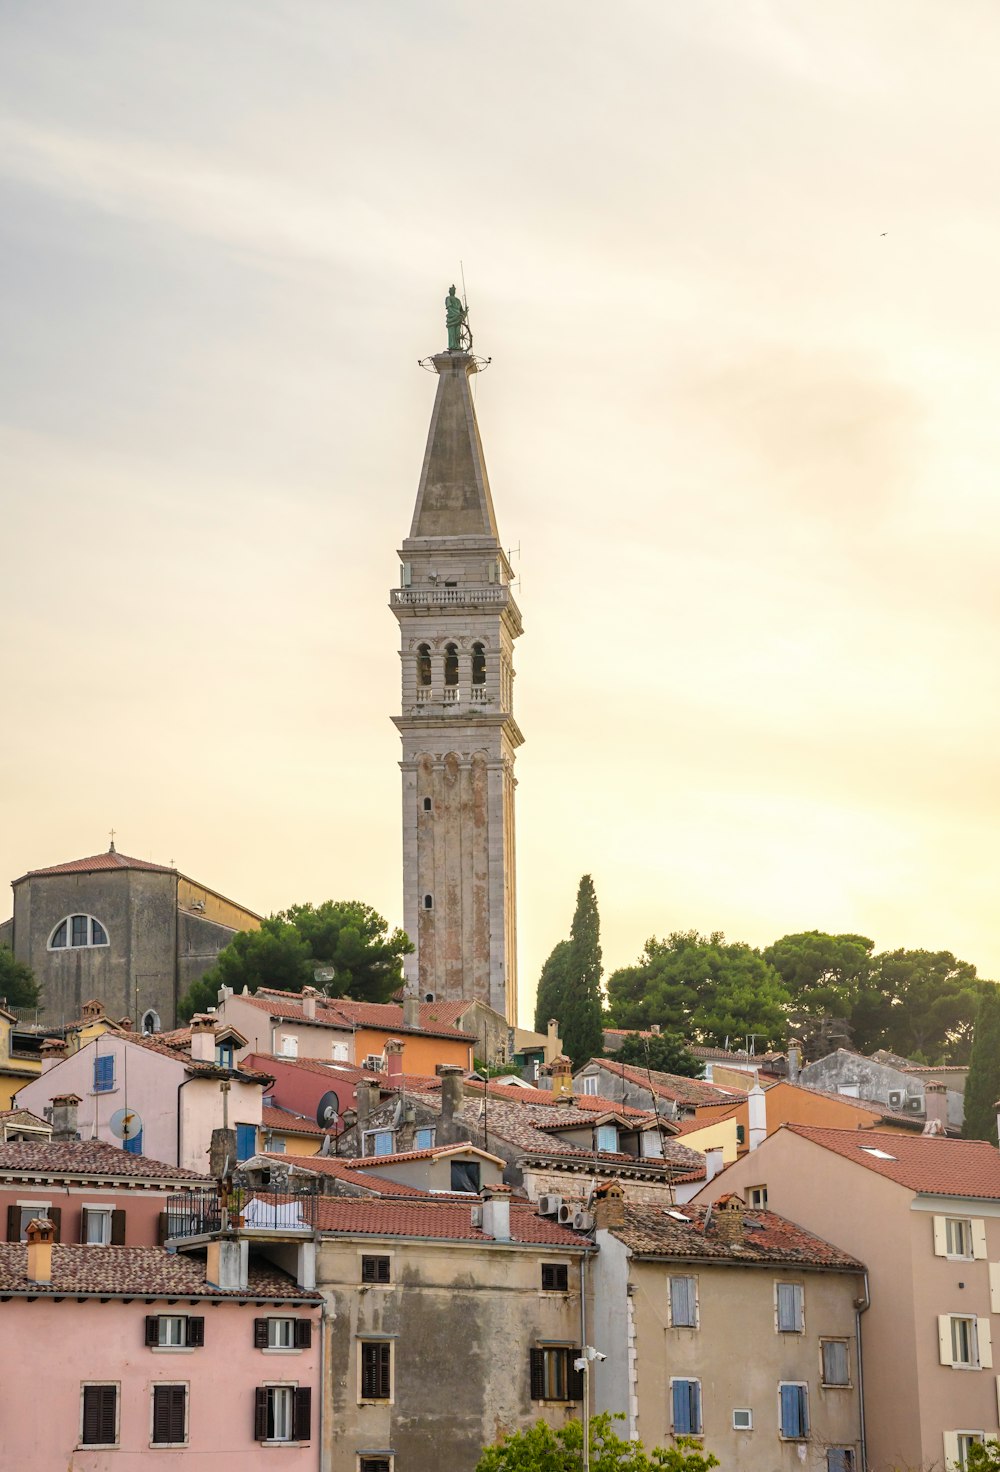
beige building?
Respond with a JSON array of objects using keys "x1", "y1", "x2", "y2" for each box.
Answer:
[
  {"x1": 692, "y1": 1123, "x2": 1000, "y2": 1472},
  {"x1": 390, "y1": 336, "x2": 523, "y2": 1026},
  {"x1": 590, "y1": 1185, "x2": 865, "y2": 1472}
]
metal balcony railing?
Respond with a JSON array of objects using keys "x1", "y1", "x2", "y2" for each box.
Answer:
[{"x1": 165, "y1": 1185, "x2": 320, "y2": 1240}]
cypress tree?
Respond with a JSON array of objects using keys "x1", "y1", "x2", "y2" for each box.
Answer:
[
  {"x1": 559, "y1": 875, "x2": 605, "y2": 1066},
  {"x1": 533, "y1": 939, "x2": 572, "y2": 1035},
  {"x1": 962, "y1": 984, "x2": 1000, "y2": 1142}
]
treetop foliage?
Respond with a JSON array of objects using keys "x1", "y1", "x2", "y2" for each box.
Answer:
[
  {"x1": 0, "y1": 946, "x2": 39, "y2": 1011},
  {"x1": 474, "y1": 1414, "x2": 719, "y2": 1472},
  {"x1": 614, "y1": 1030, "x2": 700, "y2": 1079},
  {"x1": 533, "y1": 877, "x2": 605, "y2": 1066},
  {"x1": 962, "y1": 985, "x2": 1000, "y2": 1143}
]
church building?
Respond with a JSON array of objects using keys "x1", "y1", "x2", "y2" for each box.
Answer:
[{"x1": 390, "y1": 306, "x2": 523, "y2": 1026}]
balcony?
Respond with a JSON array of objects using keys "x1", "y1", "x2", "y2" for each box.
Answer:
[
  {"x1": 164, "y1": 1185, "x2": 320, "y2": 1240},
  {"x1": 392, "y1": 585, "x2": 508, "y2": 607}
]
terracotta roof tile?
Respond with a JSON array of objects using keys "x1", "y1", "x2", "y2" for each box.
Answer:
[
  {"x1": 248, "y1": 988, "x2": 475, "y2": 1042},
  {"x1": 580, "y1": 1059, "x2": 747, "y2": 1109},
  {"x1": 610, "y1": 1202, "x2": 863, "y2": 1270},
  {"x1": 783, "y1": 1124, "x2": 1000, "y2": 1199},
  {"x1": 0, "y1": 1243, "x2": 320, "y2": 1299},
  {"x1": 16, "y1": 850, "x2": 177, "y2": 880},
  {"x1": 261, "y1": 1106, "x2": 327, "y2": 1136},
  {"x1": 311, "y1": 1196, "x2": 592, "y2": 1245},
  {"x1": 0, "y1": 1139, "x2": 209, "y2": 1183},
  {"x1": 343, "y1": 1143, "x2": 506, "y2": 1169},
  {"x1": 258, "y1": 1153, "x2": 433, "y2": 1196}
]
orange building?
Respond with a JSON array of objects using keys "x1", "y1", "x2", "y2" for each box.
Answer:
[{"x1": 693, "y1": 1076, "x2": 940, "y2": 1156}]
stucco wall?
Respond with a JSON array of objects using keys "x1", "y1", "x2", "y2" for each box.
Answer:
[
  {"x1": 0, "y1": 1182, "x2": 178, "y2": 1246},
  {"x1": 800, "y1": 1051, "x2": 965, "y2": 1129}
]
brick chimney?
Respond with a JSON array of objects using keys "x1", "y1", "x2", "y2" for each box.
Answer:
[
  {"x1": 480, "y1": 1183, "x2": 512, "y2": 1241},
  {"x1": 301, "y1": 986, "x2": 320, "y2": 1021},
  {"x1": 548, "y1": 1055, "x2": 574, "y2": 1102},
  {"x1": 924, "y1": 1080, "x2": 948, "y2": 1133},
  {"x1": 403, "y1": 995, "x2": 420, "y2": 1030},
  {"x1": 50, "y1": 1093, "x2": 81, "y2": 1142},
  {"x1": 40, "y1": 1038, "x2": 67, "y2": 1074},
  {"x1": 438, "y1": 1065, "x2": 465, "y2": 1129},
  {"x1": 189, "y1": 1014, "x2": 218, "y2": 1063},
  {"x1": 712, "y1": 1193, "x2": 745, "y2": 1245},
  {"x1": 384, "y1": 1038, "x2": 404, "y2": 1082},
  {"x1": 593, "y1": 1180, "x2": 626, "y2": 1230},
  {"x1": 787, "y1": 1038, "x2": 802, "y2": 1085},
  {"x1": 26, "y1": 1216, "x2": 55, "y2": 1283},
  {"x1": 355, "y1": 1080, "x2": 380, "y2": 1126}
]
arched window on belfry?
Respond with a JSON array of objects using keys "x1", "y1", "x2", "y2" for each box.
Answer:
[
  {"x1": 444, "y1": 643, "x2": 459, "y2": 686},
  {"x1": 417, "y1": 643, "x2": 432, "y2": 686},
  {"x1": 472, "y1": 642, "x2": 486, "y2": 686}
]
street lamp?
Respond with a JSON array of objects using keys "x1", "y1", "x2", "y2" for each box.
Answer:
[{"x1": 574, "y1": 1345, "x2": 606, "y2": 1472}]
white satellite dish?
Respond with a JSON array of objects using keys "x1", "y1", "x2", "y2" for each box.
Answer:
[
  {"x1": 110, "y1": 1107, "x2": 143, "y2": 1141},
  {"x1": 313, "y1": 967, "x2": 336, "y2": 985}
]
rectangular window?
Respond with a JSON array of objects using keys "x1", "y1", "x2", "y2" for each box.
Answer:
[
  {"x1": 827, "y1": 1451, "x2": 855, "y2": 1472},
  {"x1": 779, "y1": 1383, "x2": 809, "y2": 1439},
  {"x1": 669, "y1": 1275, "x2": 698, "y2": 1328},
  {"x1": 216, "y1": 1043, "x2": 235, "y2": 1069},
  {"x1": 72, "y1": 915, "x2": 89, "y2": 947},
  {"x1": 254, "y1": 1317, "x2": 312, "y2": 1350},
  {"x1": 947, "y1": 1219, "x2": 974, "y2": 1258},
  {"x1": 146, "y1": 1314, "x2": 205, "y2": 1349},
  {"x1": 746, "y1": 1185, "x2": 767, "y2": 1209},
  {"x1": 733, "y1": 1409, "x2": 753, "y2": 1431},
  {"x1": 596, "y1": 1125, "x2": 619, "y2": 1153},
  {"x1": 93, "y1": 1055, "x2": 115, "y2": 1093},
  {"x1": 361, "y1": 1342, "x2": 392, "y2": 1400},
  {"x1": 363, "y1": 1129, "x2": 394, "y2": 1157},
  {"x1": 82, "y1": 1384, "x2": 118, "y2": 1446},
  {"x1": 14, "y1": 1203, "x2": 52, "y2": 1241},
  {"x1": 83, "y1": 1208, "x2": 112, "y2": 1245},
  {"x1": 151, "y1": 1384, "x2": 187, "y2": 1446},
  {"x1": 360, "y1": 1460, "x2": 392, "y2": 1472},
  {"x1": 254, "y1": 1385, "x2": 311, "y2": 1442},
  {"x1": 671, "y1": 1379, "x2": 703, "y2": 1435},
  {"x1": 935, "y1": 1217, "x2": 987, "y2": 1260},
  {"x1": 362, "y1": 1255, "x2": 392, "y2": 1285},
  {"x1": 641, "y1": 1130, "x2": 664, "y2": 1159},
  {"x1": 952, "y1": 1317, "x2": 978, "y2": 1368},
  {"x1": 821, "y1": 1339, "x2": 850, "y2": 1386},
  {"x1": 578, "y1": 1075, "x2": 598, "y2": 1096},
  {"x1": 529, "y1": 1347, "x2": 583, "y2": 1402},
  {"x1": 776, "y1": 1282, "x2": 804, "y2": 1333},
  {"x1": 945, "y1": 1434, "x2": 987, "y2": 1472},
  {"x1": 451, "y1": 1159, "x2": 481, "y2": 1193},
  {"x1": 269, "y1": 1318, "x2": 295, "y2": 1350},
  {"x1": 415, "y1": 1127, "x2": 436, "y2": 1150},
  {"x1": 541, "y1": 1263, "x2": 569, "y2": 1293},
  {"x1": 236, "y1": 1123, "x2": 257, "y2": 1162}
]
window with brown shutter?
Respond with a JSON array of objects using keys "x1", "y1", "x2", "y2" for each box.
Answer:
[
  {"x1": 541, "y1": 1263, "x2": 569, "y2": 1292},
  {"x1": 254, "y1": 1318, "x2": 269, "y2": 1349},
  {"x1": 152, "y1": 1384, "x2": 187, "y2": 1445},
  {"x1": 361, "y1": 1460, "x2": 392, "y2": 1472},
  {"x1": 529, "y1": 1347, "x2": 583, "y2": 1401},
  {"x1": 81, "y1": 1384, "x2": 118, "y2": 1446},
  {"x1": 186, "y1": 1317, "x2": 205, "y2": 1347},
  {"x1": 111, "y1": 1209, "x2": 126, "y2": 1245},
  {"x1": 7, "y1": 1205, "x2": 19, "y2": 1242},
  {"x1": 361, "y1": 1341, "x2": 392, "y2": 1399},
  {"x1": 294, "y1": 1319, "x2": 312, "y2": 1349},
  {"x1": 48, "y1": 1207, "x2": 61, "y2": 1242},
  {"x1": 362, "y1": 1255, "x2": 391, "y2": 1284},
  {"x1": 292, "y1": 1386, "x2": 311, "y2": 1441},
  {"x1": 254, "y1": 1386, "x2": 269, "y2": 1441}
]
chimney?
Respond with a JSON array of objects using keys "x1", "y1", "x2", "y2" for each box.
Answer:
[
  {"x1": 549, "y1": 1055, "x2": 574, "y2": 1102},
  {"x1": 40, "y1": 1038, "x2": 67, "y2": 1074},
  {"x1": 355, "y1": 1079, "x2": 380, "y2": 1126},
  {"x1": 50, "y1": 1093, "x2": 81, "y2": 1142},
  {"x1": 703, "y1": 1146, "x2": 724, "y2": 1184},
  {"x1": 438, "y1": 1065, "x2": 465, "y2": 1129},
  {"x1": 25, "y1": 1216, "x2": 55, "y2": 1284},
  {"x1": 403, "y1": 995, "x2": 421, "y2": 1030},
  {"x1": 787, "y1": 1038, "x2": 802, "y2": 1085},
  {"x1": 712, "y1": 1193, "x2": 745, "y2": 1245},
  {"x1": 217, "y1": 984, "x2": 234, "y2": 1006},
  {"x1": 209, "y1": 1126, "x2": 238, "y2": 1181},
  {"x1": 546, "y1": 1018, "x2": 561, "y2": 1064},
  {"x1": 189, "y1": 1014, "x2": 218, "y2": 1063},
  {"x1": 384, "y1": 1038, "x2": 404, "y2": 1082},
  {"x1": 748, "y1": 1083, "x2": 767, "y2": 1151},
  {"x1": 924, "y1": 1080, "x2": 948, "y2": 1133},
  {"x1": 301, "y1": 986, "x2": 319, "y2": 1021},
  {"x1": 206, "y1": 1237, "x2": 249, "y2": 1291},
  {"x1": 480, "y1": 1184, "x2": 512, "y2": 1241},
  {"x1": 397, "y1": 1103, "x2": 417, "y2": 1154},
  {"x1": 593, "y1": 1180, "x2": 626, "y2": 1230},
  {"x1": 650, "y1": 1024, "x2": 661, "y2": 1036}
]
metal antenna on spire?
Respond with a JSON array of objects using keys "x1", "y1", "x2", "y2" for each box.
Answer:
[{"x1": 459, "y1": 260, "x2": 468, "y2": 312}]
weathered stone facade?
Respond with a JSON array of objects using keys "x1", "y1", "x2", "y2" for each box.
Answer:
[{"x1": 391, "y1": 349, "x2": 523, "y2": 1026}]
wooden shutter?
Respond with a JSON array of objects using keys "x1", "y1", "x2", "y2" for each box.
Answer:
[
  {"x1": 145, "y1": 1316, "x2": 160, "y2": 1347},
  {"x1": 153, "y1": 1384, "x2": 186, "y2": 1445},
  {"x1": 943, "y1": 1433, "x2": 960, "y2": 1471},
  {"x1": 990, "y1": 1263, "x2": 1000, "y2": 1314},
  {"x1": 49, "y1": 1207, "x2": 61, "y2": 1242},
  {"x1": 79, "y1": 1209, "x2": 90, "y2": 1244},
  {"x1": 254, "y1": 1386, "x2": 269, "y2": 1441},
  {"x1": 187, "y1": 1316, "x2": 205, "y2": 1348},
  {"x1": 156, "y1": 1212, "x2": 169, "y2": 1246},
  {"x1": 378, "y1": 1342, "x2": 391, "y2": 1398},
  {"x1": 568, "y1": 1350, "x2": 585, "y2": 1401},
  {"x1": 979, "y1": 1318, "x2": 993, "y2": 1369},
  {"x1": 83, "y1": 1385, "x2": 117, "y2": 1446},
  {"x1": 292, "y1": 1386, "x2": 312, "y2": 1441},
  {"x1": 294, "y1": 1318, "x2": 312, "y2": 1349},
  {"x1": 529, "y1": 1347, "x2": 546, "y2": 1400},
  {"x1": 672, "y1": 1380, "x2": 690, "y2": 1432},
  {"x1": 933, "y1": 1216, "x2": 947, "y2": 1256},
  {"x1": 7, "y1": 1205, "x2": 19, "y2": 1242},
  {"x1": 254, "y1": 1318, "x2": 269, "y2": 1349},
  {"x1": 939, "y1": 1315, "x2": 953, "y2": 1366},
  {"x1": 973, "y1": 1219, "x2": 988, "y2": 1260},
  {"x1": 111, "y1": 1210, "x2": 126, "y2": 1245}
]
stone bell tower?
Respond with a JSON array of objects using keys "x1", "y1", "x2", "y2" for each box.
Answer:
[{"x1": 390, "y1": 302, "x2": 523, "y2": 1026}]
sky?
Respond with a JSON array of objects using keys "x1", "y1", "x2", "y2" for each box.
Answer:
[{"x1": 3, "y1": 1, "x2": 1000, "y2": 1020}]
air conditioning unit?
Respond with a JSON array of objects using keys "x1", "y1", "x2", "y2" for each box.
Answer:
[
  {"x1": 538, "y1": 1194, "x2": 563, "y2": 1217},
  {"x1": 558, "y1": 1203, "x2": 575, "y2": 1224},
  {"x1": 906, "y1": 1096, "x2": 924, "y2": 1113},
  {"x1": 887, "y1": 1089, "x2": 906, "y2": 1109},
  {"x1": 573, "y1": 1210, "x2": 595, "y2": 1232}
]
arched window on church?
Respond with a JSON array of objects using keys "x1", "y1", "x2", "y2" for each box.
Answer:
[
  {"x1": 49, "y1": 915, "x2": 110, "y2": 950},
  {"x1": 417, "y1": 643, "x2": 432, "y2": 686},
  {"x1": 472, "y1": 642, "x2": 486, "y2": 685},
  {"x1": 444, "y1": 643, "x2": 459, "y2": 686}
]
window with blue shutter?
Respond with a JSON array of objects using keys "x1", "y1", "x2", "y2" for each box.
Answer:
[
  {"x1": 779, "y1": 1383, "x2": 808, "y2": 1438},
  {"x1": 93, "y1": 1055, "x2": 114, "y2": 1093},
  {"x1": 669, "y1": 1276, "x2": 697, "y2": 1328},
  {"x1": 671, "y1": 1379, "x2": 702, "y2": 1434},
  {"x1": 415, "y1": 1128, "x2": 435, "y2": 1149},
  {"x1": 236, "y1": 1124, "x2": 257, "y2": 1161},
  {"x1": 776, "y1": 1282, "x2": 804, "y2": 1332},
  {"x1": 596, "y1": 1125, "x2": 619, "y2": 1153},
  {"x1": 123, "y1": 1128, "x2": 143, "y2": 1155}
]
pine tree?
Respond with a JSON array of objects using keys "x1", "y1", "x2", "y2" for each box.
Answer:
[
  {"x1": 962, "y1": 984, "x2": 1000, "y2": 1142},
  {"x1": 560, "y1": 874, "x2": 605, "y2": 1066}
]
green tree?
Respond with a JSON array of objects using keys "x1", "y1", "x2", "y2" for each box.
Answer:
[
  {"x1": 764, "y1": 931, "x2": 874, "y2": 1021},
  {"x1": 475, "y1": 1413, "x2": 718, "y2": 1472},
  {"x1": 962, "y1": 984, "x2": 1000, "y2": 1143},
  {"x1": 534, "y1": 939, "x2": 573, "y2": 1035},
  {"x1": 0, "y1": 946, "x2": 40, "y2": 1010},
  {"x1": 867, "y1": 949, "x2": 984, "y2": 1063},
  {"x1": 615, "y1": 1030, "x2": 700, "y2": 1079},
  {"x1": 558, "y1": 875, "x2": 605, "y2": 1067},
  {"x1": 606, "y1": 931, "x2": 790, "y2": 1050},
  {"x1": 968, "y1": 1438, "x2": 1000, "y2": 1472},
  {"x1": 179, "y1": 900, "x2": 412, "y2": 1020}
]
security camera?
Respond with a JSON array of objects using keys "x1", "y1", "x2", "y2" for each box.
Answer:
[{"x1": 593, "y1": 1351, "x2": 607, "y2": 1363}]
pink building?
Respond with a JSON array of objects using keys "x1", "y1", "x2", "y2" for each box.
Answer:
[{"x1": 0, "y1": 1224, "x2": 321, "y2": 1466}]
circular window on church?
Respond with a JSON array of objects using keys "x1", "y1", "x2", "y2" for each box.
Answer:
[{"x1": 48, "y1": 915, "x2": 110, "y2": 950}]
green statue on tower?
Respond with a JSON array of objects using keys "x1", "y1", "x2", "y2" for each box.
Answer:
[{"x1": 445, "y1": 284, "x2": 472, "y2": 352}]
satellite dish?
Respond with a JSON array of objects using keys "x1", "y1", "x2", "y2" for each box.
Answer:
[
  {"x1": 313, "y1": 967, "x2": 336, "y2": 986},
  {"x1": 110, "y1": 1107, "x2": 143, "y2": 1141},
  {"x1": 316, "y1": 1092, "x2": 340, "y2": 1129}
]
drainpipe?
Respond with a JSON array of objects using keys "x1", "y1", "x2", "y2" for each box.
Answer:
[
  {"x1": 176, "y1": 1075, "x2": 197, "y2": 1168},
  {"x1": 855, "y1": 1270, "x2": 870, "y2": 1471},
  {"x1": 579, "y1": 1253, "x2": 589, "y2": 1472}
]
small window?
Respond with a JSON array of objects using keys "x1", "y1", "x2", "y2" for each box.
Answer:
[
  {"x1": 423, "y1": 893, "x2": 433, "y2": 910},
  {"x1": 472, "y1": 642, "x2": 486, "y2": 685},
  {"x1": 83, "y1": 1207, "x2": 113, "y2": 1245},
  {"x1": 93, "y1": 1055, "x2": 115, "y2": 1093},
  {"x1": 746, "y1": 1185, "x2": 767, "y2": 1209},
  {"x1": 736, "y1": 1124, "x2": 746, "y2": 1145},
  {"x1": 950, "y1": 1434, "x2": 986, "y2": 1472},
  {"x1": 254, "y1": 1384, "x2": 311, "y2": 1443},
  {"x1": 362, "y1": 1255, "x2": 391, "y2": 1284},
  {"x1": 423, "y1": 796, "x2": 433, "y2": 812},
  {"x1": 152, "y1": 1384, "x2": 187, "y2": 1446},
  {"x1": 530, "y1": 1346, "x2": 583, "y2": 1402},
  {"x1": 361, "y1": 1341, "x2": 392, "y2": 1400},
  {"x1": 414, "y1": 1127, "x2": 435, "y2": 1150},
  {"x1": 81, "y1": 1384, "x2": 118, "y2": 1447},
  {"x1": 140, "y1": 1009, "x2": 161, "y2": 1035},
  {"x1": 821, "y1": 1339, "x2": 850, "y2": 1386},
  {"x1": 669, "y1": 1275, "x2": 698, "y2": 1328},
  {"x1": 217, "y1": 1042, "x2": 235, "y2": 1069},
  {"x1": 268, "y1": 1317, "x2": 295, "y2": 1350},
  {"x1": 776, "y1": 1282, "x2": 804, "y2": 1333},
  {"x1": 946, "y1": 1218, "x2": 974, "y2": 1258},
  {"x1": 72, "y1": 915, "x2": 89, "y2": 946},
  {"x1": 596, "y1": 1124, "x2": 619, "y2": 1153},
  {"x1": 50, "y1": 920, "x2": 67, "y2": 949},
  {"x1": 827, "y1": 1451, "x2": 855, "y2": 1472},
  {"x1": 281, "y1": 1035, "x2": 299, "y2": 1058},
  {"x1": 947, "y1": 1316, "x2": 980, "y2": 1369},
  {"x1": 450, "y1": 1159, "x2": 481, "y2": 1193},
  {"x1": 417, "y1": 644, "x2": 432, "y2": 686},
  {"x1": 254, "y1": 1317, "x2": 312, "y2": 1351},
  {"x1": 146, "y1": 1314, "x2": 204, "y2": 1349},
  {"x1": 15, "y1": 1203, "x2": 53, "y2": 1241},
  {"x1": 733, "y1": 1408, "x2": 753, "y2": 1431},
  {"x1": 91, "y1": 919, "x2": 108, "y2": 945},
  {"x1": 361, "y1": 1460, "x2": 392, "y2": 1472},
  {"x1": 444, "y1": 642, "x2": 458, "y2": 686},
  {"x1": 236, "y1": 1123, "x2": 257, "y2": 1161},
  {"x1": 641, "y1": 1130, "x2": 663, "y2": 1159},
  {"x1": 779, "y1": 1383, "x2": 809, "y2": 1439},
  {"x1": 364, "y1": 1129, "x2": 394, "y2": 1158},
  {"x1": 578, "y1": 1075, "x2": 598, "y2": 1096},
  {"x1": 671, "y1": 1378, "x2": 702, "y2": 1435},
  {"x1": 541, "y1": 1263, "x2": 569, "y2": 1292}
]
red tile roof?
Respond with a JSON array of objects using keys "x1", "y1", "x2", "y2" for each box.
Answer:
[
  {"x1": 242, "y1": 990, "x2": 475, "y2": 1042},
  {"x1": 311, "y1": 1196, "x2": 592, "y2": 1245},
  {"x1": 0, "y1": 1139, "x2": 209, "y2": 1184},
  {"x1": 582, "y1": 1059, "x2": 747, "y2": 1109},
  {"x1": 261, "y1": 1106, "x2": 327, "y2": 1137},
  {"x1": 344, "y1": 1143, "x2": 506, "y2": 1169},
  {"x1": 16, "y1": 850, "x2": 177, "y2": 880},
  {"x1": 0, "y1": 1243, "x2": 321, "y2": 1300},
  {"x1": 259, "y1": 1153, "x2": 434, "y2": 1196},
  {"x1": 610, "y1": 1202, "x2": 863, "y2": 1269},
  {"x1": 783, "y1": 1124, "x2": 1000, "y2": 1199}
]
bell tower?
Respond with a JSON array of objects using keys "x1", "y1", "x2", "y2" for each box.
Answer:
[{"x1": 390, "y1": 301, "x2": 523, "y2": 1026}]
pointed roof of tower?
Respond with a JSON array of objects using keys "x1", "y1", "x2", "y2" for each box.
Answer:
[{"x1": 409, "y1": 353, "x2": 499, "y2": 541}]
